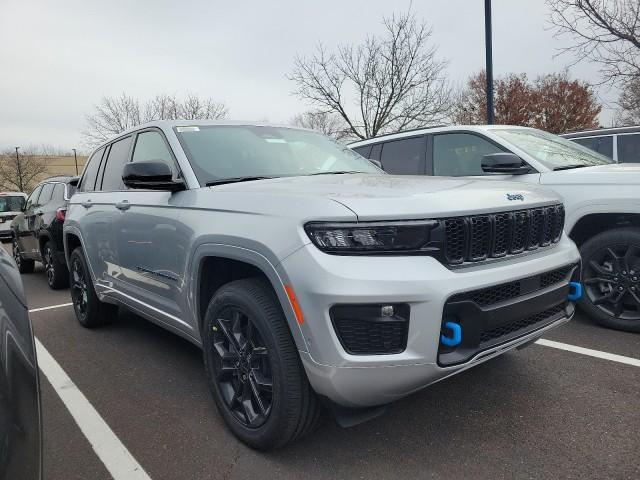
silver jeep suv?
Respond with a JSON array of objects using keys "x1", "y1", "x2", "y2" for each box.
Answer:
[{"x1": 64, "y1": 121, "x2": 580, "y2": 449}]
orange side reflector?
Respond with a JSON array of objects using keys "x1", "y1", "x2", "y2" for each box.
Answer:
[{"x1": 284, "y1": 284, "x2": 304, "y2": 325}]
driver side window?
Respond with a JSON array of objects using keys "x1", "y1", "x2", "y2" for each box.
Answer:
[
  {"x1": 132, "y1": 131, "x2": 177, "y2": 176},
  {"x1": 433, "y1": 133, "x2": 504, "y2": 176},
  {"x1": 25, "y1": 185, "x2": 43, "y2": 210}
]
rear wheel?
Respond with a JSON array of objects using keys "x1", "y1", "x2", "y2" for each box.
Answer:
[
  {"x1": 43, "y1": 241, "x2": 69, "y2": 289},
  {"x1": 12, "y1": 237, "x2": 34, "y2": 274},
  {"x1": 69, "y1": 247, "x2": 117, "y2": 328},
  {"x1": 579, "y1": 227, "x2": 640, "y2": 332},
  {"x1": 203, "y1": 278, "x2": 321, "y2": 450}
]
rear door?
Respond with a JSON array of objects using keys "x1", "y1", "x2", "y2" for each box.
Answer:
[{"x1": 112, "y1": 129, "x2": 188, "y2": 326}]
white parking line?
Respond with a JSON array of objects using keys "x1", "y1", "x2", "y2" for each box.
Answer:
[
  {"x1": 34, "y1": 338, "x2": 152, "y2": 480},
  {"x1": 535, "y1": 339, "x2": 640, "y2": 367},
  {"x1": 29, "y1": 302, "x2": 73, "y2": 313}
]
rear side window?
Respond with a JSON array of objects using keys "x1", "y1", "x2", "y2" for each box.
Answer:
[
  {"x1": 131, "y1": 131, "x2": 176, "y2": 175},
  {"x1": 25, "y1": 185, "x2": 43, "y2": 210},
  {"x1": 52, "y1": 184, "x2": 65, "y2": 203},
  {"x1": 380, "y1": 137, "x2": 425, "y2": 175},
  {"x1": 38, "y1": 183, "x2": 54, "y2": 205},
  {"x1": 100, "y1": 136, "x2": 133, "y2": 191},
  {"x1": 617, "y1": 134, "x2": 640, "y2": 163},
  {"x1": 572, "y1": 136, "x2": 613, "y2": 158},
  {"x1": 433, "y1": 133, "x2": 504, "y2": 176},
  {"x1": 352, "y1": 145, "x2": 372, "y2": 159},
  {"x1": 80, "y1": 147, "x2": 105, "y2": 192}
]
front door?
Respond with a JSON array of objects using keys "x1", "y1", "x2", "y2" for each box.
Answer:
[
  {"x1": 430, "y1": 132, "x2": 540, "y2": 184},
  {"x1": 18, "y1": 185, "x2": 43, "y2": 257}
]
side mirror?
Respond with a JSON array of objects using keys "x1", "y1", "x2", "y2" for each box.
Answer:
[
  {"x1": 369, "y1": 159, "x2": 383, "y2": 169},
  {"x1": 122, "y1": 161, "x2": 185, "y2": 192},
  {"x1": 481, "y1": 153, "x2": 532, "y2": 175}
]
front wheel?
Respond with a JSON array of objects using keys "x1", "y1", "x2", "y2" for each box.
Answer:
[
  {"x1": 579, "y1": 227, "x2": 640, "y2": 332},
  {"x1": 69, "y1": 247, "x2": 117, "y2": 328},
  {"x1": 12, "y1": 237, "x2": 34, "y2": 274},
  {"x1": 203, "y1": 278, "x2": 321, "y2": 450}
]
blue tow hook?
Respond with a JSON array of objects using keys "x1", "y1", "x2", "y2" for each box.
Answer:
[
  {"x1": 440, "y1": 322, "x2": 462, "y2": 347},
  {"x1": 567, "y1": 281, "x2": 582, "y2": 301}
]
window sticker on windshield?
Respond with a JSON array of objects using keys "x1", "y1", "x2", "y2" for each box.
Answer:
[
  {"x1": 265, "y1": 138, "x2": 287, "y2": 143},
  {"x1": 177, "y1": 126, "x2": 200, "y2": 132}
]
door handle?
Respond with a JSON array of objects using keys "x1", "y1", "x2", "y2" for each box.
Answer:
[
  {"x1": 82, "y1": 200, "x2": 92, "y2": 209},
  {"x1": 115, "y1": 200, "x2": 130, "y2": 211}
]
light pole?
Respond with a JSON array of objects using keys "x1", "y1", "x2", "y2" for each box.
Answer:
[
  {"x1": 72, "y1": 148, "x2": 78, "y2": 174},
  {"x1": 484, "y1": 0, "x2": 495, "y2": 124},
  {"x1": 15, "y1": 146, "x2": 23, "y2": 192}
]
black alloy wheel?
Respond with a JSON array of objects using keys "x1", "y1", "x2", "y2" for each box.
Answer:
[
  {"x1": 580, "y1": 227, "x2": 640, "y2": 332},
  {"x1": 12, "y1": 237, "x2": 34, "y2": 274},
  {"x1": 43, "y1": 245, "x2": 55, "y2": 287},
  {"x1": 212, "y1": 306, "x2": 273, "y2": 428},
  {"x1": 70, "y1": 256, "x2": 89, "y2": 322}
]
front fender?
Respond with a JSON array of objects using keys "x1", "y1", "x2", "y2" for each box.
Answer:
[{"x1": 188, "y1": 243, "x2": 308, "y2": 352}]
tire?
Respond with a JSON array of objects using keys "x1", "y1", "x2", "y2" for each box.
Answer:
[
  {"x1": 12, "y1": 237, "x2": 34, "y2": 274},
  {"x1": 203, "y1": 278, "x2": 321, "y2": 450},
  {"x1": 69, "y1": 247, "x2": 117, "y2": 328},
  {"x1": 579, "y1": 227, "x2": 640, "y2": 332},
  {"x1": 43, "y1": 240, "x2": 69, "y2": 289}
]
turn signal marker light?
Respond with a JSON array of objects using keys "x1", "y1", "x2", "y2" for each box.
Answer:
[{"x1": 284, "y1": 285, "x2": 304, "y2": 325}]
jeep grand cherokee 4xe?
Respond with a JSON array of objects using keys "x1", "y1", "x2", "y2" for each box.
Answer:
[{"x1": 63, "y1": 121, "x2": 580, "y2": 449}]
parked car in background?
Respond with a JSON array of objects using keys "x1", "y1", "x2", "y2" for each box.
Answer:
[
  {"x1": 64, "y1": 120, "x2": 579, "y2": 449},
  {"x1": 11, "y1": 176, "x2": 78, "y2": 289},
  {"x1": 561, "y1": 126, "x2": 640, "y2": 163},
  {"x1": 0, "y1": 240, "x2": 42, "y2": 479},
  {"x1": 350, "y1": 125, "x2": 640, "y2": 333},
  {"x1": 0, "y1": 193, "x2": 26, "y2": 243}
]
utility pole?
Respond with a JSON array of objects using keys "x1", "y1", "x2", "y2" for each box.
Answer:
[
  {"x1": 484, "y1": 0, "x2": 495, "y2": 124},
  {"x1": 15, "y1": 146, "x2": 23, "y2": 192},
  {"x1": 72, "y1": 148, "x2": 78, "y2": 174}
]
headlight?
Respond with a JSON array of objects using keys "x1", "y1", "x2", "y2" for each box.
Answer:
[{"x1": 304, "y1": 220, "x2": 438, "y2": 254}]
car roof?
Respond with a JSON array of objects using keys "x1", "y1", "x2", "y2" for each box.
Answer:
[
  {"x1": 0, "y1": 192, "x2": 27, "y2": 197},
  {"x1": 348, "y1": 125, "x2": 533, "y2": 147},
  {"x1": 561, "y1": 126, "x2": 640, "y2": 138}
]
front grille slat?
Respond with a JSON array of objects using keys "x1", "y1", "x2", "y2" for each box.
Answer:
[{"x1": 442, "y1": 204, "x2": 564, "y2": 266}]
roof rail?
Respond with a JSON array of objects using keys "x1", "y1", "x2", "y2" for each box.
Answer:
[{"x1": 347, "y1": 125, "x2": 448, "y2": 145}]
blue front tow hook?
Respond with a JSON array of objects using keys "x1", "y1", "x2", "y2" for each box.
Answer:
[
  {"x1": 568, "y1": 281, "x2": 582, "y2": 301},
  {"x1": 440, "y1": 322, "x2": 462, "y2": 347}
]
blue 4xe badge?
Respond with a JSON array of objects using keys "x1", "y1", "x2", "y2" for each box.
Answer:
[{"x1": 506, "y1": 193, "x2": 525, "y2": 201}]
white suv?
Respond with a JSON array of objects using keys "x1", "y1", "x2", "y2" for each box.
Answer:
[{"x1": 351, "y1": 125, "x2": 640, "y2": 332}]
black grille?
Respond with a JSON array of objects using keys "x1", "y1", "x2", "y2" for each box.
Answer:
[
  {"x1": 442, "y1": 205, "x2": 565, "y2": 266},
  {"x1": 449, "y1": 263, "x2": 576, "y2": 307},
  {"x1": 333, "y1": 319, "x2": 406, "y2": 354},
  {"x1": 330, "y1": 304, "x2": 410, "y2": 355},
  {"x1": 479, "y1": 305, "x2": 565, "y2": 343}
]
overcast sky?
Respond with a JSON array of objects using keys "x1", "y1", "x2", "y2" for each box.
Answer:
[{"x1": 0, "y1": 0, "x2": 618, "y2": 152}]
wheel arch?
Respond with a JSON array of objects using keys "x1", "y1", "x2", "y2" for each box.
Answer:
[
  {"x1": 569, "y1": 213, "x2": 640, "y2": 247},
  {"x1": 190, "y1": 244, "x2": 308, "y2": 353}
]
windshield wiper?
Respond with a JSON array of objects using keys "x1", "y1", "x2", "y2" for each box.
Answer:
[
  {"x1": 206, "y1": 176, "x2": 276, "y2": 186},
  {"x1": 553, "y1": 164, "x2": 589, "y2": 171},
  {"x1": 308, "y1": 171, "x2": 365, "y2": 176}
]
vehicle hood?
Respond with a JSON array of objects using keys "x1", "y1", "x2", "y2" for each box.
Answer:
[
  {"x1": 208, "y1": 174, "x2": 561, "y2": 220},
  {"x1": 540, "y1": 163, "x2": 640, "y2": 185}
]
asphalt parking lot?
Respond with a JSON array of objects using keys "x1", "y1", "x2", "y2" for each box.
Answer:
[{"x1": 6, "y1": 244, "x2": 639, "y2": 480}]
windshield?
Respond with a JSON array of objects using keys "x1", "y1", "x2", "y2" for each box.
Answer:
[
  {"x1": 0, "y1": 195, "x2": 25, "y2": 213},
  {"x1": 491, "y1": 128, "x2": 614, "y2": 170},
  {"x1": 175, "y1": 125, "x2": 381, "y2": 184}
]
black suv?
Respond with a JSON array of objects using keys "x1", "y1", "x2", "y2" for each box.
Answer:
[{"x1": 11, "y1": 176, "x2": 78, "y2": 289}]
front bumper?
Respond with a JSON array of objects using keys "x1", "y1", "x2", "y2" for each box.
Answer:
[
  {"x1": 279, "y1": 235, "x2": 580, "y2": 407},
  {"x1": 0, "y1": 223, "x2": 13, "y2": 238}
]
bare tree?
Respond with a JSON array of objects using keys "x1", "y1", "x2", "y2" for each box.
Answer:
[
  {"x1": 290, "y1": 110, "x2": 351, "y2": 141},
  {"x1": 289, "y1": 10, "x2": 450, "y2": 140},
  {"x1": 0, "y1": 147, "x2": 49, "y2": 193},
  {"x1": 614, "y1": 77, "x2": 640, "y2": 124},
  {"x1": 547, "y1": 0, "x2": 640, "y2": 86},
  {"x1": 82, "y1": 93, "x2": 228, "y2": 147}
]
